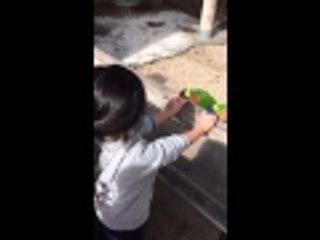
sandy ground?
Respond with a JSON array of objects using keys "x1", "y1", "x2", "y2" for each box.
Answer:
[{"x1": 135, "y1": 43, "x2": 227, "y2": 104}]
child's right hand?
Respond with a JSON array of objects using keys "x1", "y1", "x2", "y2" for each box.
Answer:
[
  {"x1": 195, "y1": 112, "x2": 219, "y2": 133},
  {"x1": 184, "y1": 112, "x2": 218, "y2": 143}
]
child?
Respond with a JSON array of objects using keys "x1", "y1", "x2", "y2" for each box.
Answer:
[{"x1": 94, "y1": 65, "x2": 218, "y2": 240}]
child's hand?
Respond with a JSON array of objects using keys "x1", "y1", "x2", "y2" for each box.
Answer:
[
  {"x1": 195, "y1": 112, "x2": 219, "y2": 133},
  {"x1": 152, "y1": 95, "x2": 187, "y2": 127},
  {"x1": 165, "y1": 95, "x2": 188, "y2": 117},
  {"x1": 184, "y1": 112, "x2": 219, "y2": 143}
]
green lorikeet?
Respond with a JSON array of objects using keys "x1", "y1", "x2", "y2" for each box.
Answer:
[{"x1": 180, "y1": 88, "x2": 227, "y2": 121}]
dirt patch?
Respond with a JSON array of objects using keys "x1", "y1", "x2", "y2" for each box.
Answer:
[{"x1": 136, "y1": 43, "x2": 227, "y2": 104}]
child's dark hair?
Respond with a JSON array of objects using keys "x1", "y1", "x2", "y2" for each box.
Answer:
[{"x1": 94, "y1": 65, "x2": 146, "y2": 139}]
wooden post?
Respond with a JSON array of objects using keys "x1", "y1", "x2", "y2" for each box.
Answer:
[{"x1": 199, "y1": 0, "x2": 218, "y2": 39}]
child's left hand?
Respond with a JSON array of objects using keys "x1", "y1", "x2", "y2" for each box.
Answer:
[
  {"x1": 165, "y1": 94, "x2": 188, "y2": 117},
  {"x1": 152, "y1": 94, "x2": 187, "y2": 127}
]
